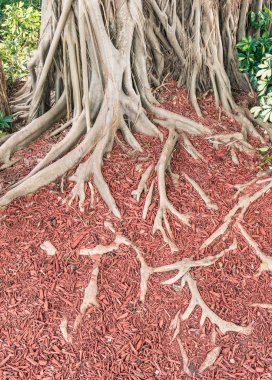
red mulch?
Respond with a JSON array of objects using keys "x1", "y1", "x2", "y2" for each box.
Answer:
[{"x1": 1, "y1": 82, "x2": 272, "y2": 380}]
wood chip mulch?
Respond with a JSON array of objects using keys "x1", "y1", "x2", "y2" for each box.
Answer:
[{"x1": 1, "y1": 83, "x2": 272, "y2": 380}]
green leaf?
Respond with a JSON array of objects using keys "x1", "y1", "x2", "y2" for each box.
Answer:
[{"x1": 257, "y1": 146, "x2": 270, "y2": 155}]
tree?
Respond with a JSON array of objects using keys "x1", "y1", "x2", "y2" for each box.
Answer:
[
  {"x1": 0, "y1": 54, "x2": 9, "y2": 114},
  {"x1": 0, "y1": 0, "x2": 271, "y2": 241},
  {"x1": 3, "y1": 0, "x2": 272, "y2": 359}
]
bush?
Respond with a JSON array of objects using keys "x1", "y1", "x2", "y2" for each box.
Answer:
[
  {"x1": 236, "y1": 7, "x2": 272, "y2": 123},
  {"x1": 0, "y1": 0, "x2": 40, "y2": 18},
  {"x1": 0, "y1": 1, "x2": 40, "y2": 84},
  {"x1": 0, "y1": 110, "x2": 12, "y2": 132}
]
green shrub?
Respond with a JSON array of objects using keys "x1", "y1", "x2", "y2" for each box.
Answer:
[
  {"x1": 0, "y1": 1, "x2": 40, "y2": 84},
  {"x1": 0, "y1": 111, "x2": 12, "y2": 131},
  {"x1": 0, "y1": 0, "x2": 40, "y2": 18},
  {"x1": 236, "y1": 7, "x2": 272, "y2": 123}
]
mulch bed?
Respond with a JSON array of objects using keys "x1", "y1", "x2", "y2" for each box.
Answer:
[{"x1": 1, "y1": 82, "x2": 272, "y2": 380}]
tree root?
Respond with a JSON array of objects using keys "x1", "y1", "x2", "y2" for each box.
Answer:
[
  {"x1": 251, "y1": 303, "x2": 272, "y2": 310},
  {"x1": 201, "y1": 179, "x2": 272, "y2": 249},
  {"x1": 132, "y1": 164, "x2": 154, "y2": 202},
  {"x1": 60, "y1": 232, "x2": 249, "y2": 346},
  {"x1": 73, "y1": 265, "x2": 99, "y2": 331},
  {"x1": 180, "y1": 272, "x2": 251, "y2": 335},
  {"x1": 184, "y1": 174, "x2": 218, "y2": 211},
  {"x1": 143, "y1": 180, "x2": 155, "y2": 220},
  {"x1": 182, "y1": 133, "x2": 206, "y2": 162},
  {"x1": 0, "y1": 94, "x2": 66, "y2": 169},
  {"x1": 177, "y1": 338, "x2": 192, "y2": 376},
  {"x1": 237, "y1": 222, "x2": 272, "y2": 276},
  {"x1": 207, "y1": 132, "x2": 254, "y2": 165},
  {"x1": 50, "y1": 119, "x2": 73, "y2": 137},
  {"x1": 153, "y1": 128, "x2": 190, "y2": 252},
  {"x1": 198, "y1": 346, "x2": 221, "y2": 374}
]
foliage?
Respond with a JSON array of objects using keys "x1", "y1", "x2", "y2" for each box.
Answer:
[
  {"x1": 237, "y1": 36, "x2": 272, "y2": 87},
  {"x1": 0, "y1": 0, "x2": 40, "y2": 18},
  {"x1": 0, "y1": 110, "x2": 12, "y2": 131},
  {"x1": 237, "y1": 8, "x2": 272, "y2": 123},
  {"x1": 257, "y1": 146, "x2": 272, "y2": 168},
  {"x1": 0, "y1": 1, "x2": 40, "y2": 84},
  {"x1": 249, "y1": 7, "x2": 272, "y2": 33}
]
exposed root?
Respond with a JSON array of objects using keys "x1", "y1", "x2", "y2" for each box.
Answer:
[
  {"x1": 144, "y1": 240, "x2": 250, "y2": 335},
  {"x1": 237, "y1": 222, "x2": 272, "y2": 276},
  {"x1": 198, "y1": 346, "x2": 221, "y2": 374},
  {"x1": 177, "y1": 338, "x2": 192, "y2": 376},
  {"x1": 251, "y1": 303, "x2": 272, "y2": 310},
  {"x1": 169, "y1": 311, "x2": 181, "y2": 342},
  {"x1": 201, "y1": 180, "x2": 272, "y2": 249},
  {"x1": 181, "y1": 272, "x2": 251, "y2": 335},
  {"x1": 234, "y1": 178, "x2": 258, "y2": 199},
  {"x1": 142, "y1": 180, "x2": 155, "y2": 220},
  {"x1": 153, "y1": 128, "x2": 190, "y2": 252},
  {"x1": 0, "y1": 94, "x2": 66, "y2": 169},
  {"x1": 80, "y1": 235, "x2": 150, "y2": 303},
  {"x1": 74, "y1": 266, "x2": 99, "y2": 331},
  {"x1": 60, "y1": 317, "x2": 72, "y2": 343},
  {"x1": 207, "y1": 132, "x2": 254, "y2": 164},
  {"x1": 182, "y1": 133, "x2": 206, "y2": 162},
  {"x1": 66, "y1": 234, "x2": 248, "y2": 345},
  {"x1": 50, "y1": 119, "x2": 73, "y2": 137},
  {"x1": 68, "y1": 131, "x2": 121, "y2": 218},
  {"x1": 152, "y1": 244, "x2": 233, "y2": 286},
  {"x1": 132, "y1": 164, "x2": 154, "y2": 202},
  {"x1": 184, "y1": 174, "x2": 218, "y2": 211}
]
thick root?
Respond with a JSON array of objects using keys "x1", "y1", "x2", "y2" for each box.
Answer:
[
  {"x1": 153, "y1": 128, "x2": 190, "y2": 252},
  {"x1": 0, "y1": 94, "x2": 66, "y2": 168},
  {"x1": 132, "y1": 164, "x2": 154, "y2": 202}
]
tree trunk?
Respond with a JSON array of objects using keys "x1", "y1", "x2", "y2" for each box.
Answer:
[
  {"x1": 0, "y1": 0, "x2": 269, "y2": 244},
  {"x1": 0, "y1": 55, "x2": 9, "y2": 115}
]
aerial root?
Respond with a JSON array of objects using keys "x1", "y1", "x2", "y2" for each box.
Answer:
[
  {"x1": 201, "y1": 179, "x2": 272, "y2": 249},
  {"x1": 237, "y1": 222, "x2": 272, "y2": 276},
  {"x1": 183, "y1": 174, "x2": 218, "y2": 211}
]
